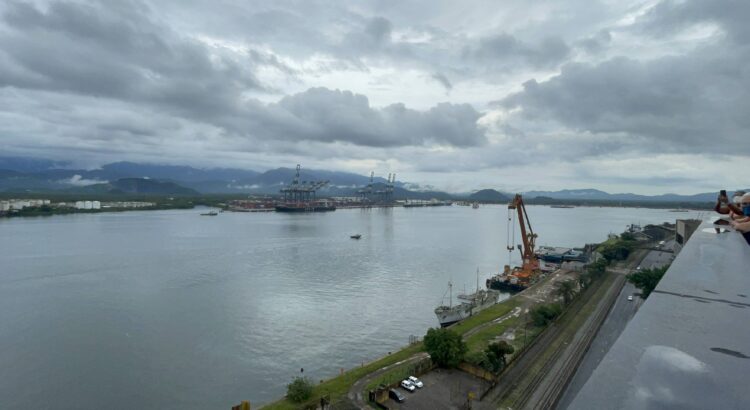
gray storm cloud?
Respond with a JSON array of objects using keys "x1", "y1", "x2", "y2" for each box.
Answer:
[
  {"x1": 0, "y1": 1, "x2": 486, "y2": 150},
  {"x1": 0, "y1": 0, "x2": 748, "y2": 193},
  {"x1": 496, "y1": 15, "x2": 750, "y2": 156},
  {"x1": 276, "y1": 88, "x2": 485, "y2": 147}
]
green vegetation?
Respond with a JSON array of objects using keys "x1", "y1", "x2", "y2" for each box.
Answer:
[
  {"x1": 500, "y1": 272, "x2": 618, "y2": 408},
  {"x1": 627, "y1": 264, "x2": 670, "y2": 298},
  {"x1": 465, "y1": 340, "x2": 515, "y2": 373},
  {"x1": 530, "y1": 303, "x2": 563, "y2": 327},
  {"x1": 555, "y1": 280, "x2": 577, "y2": 305},
  {"x1": 485, "y1": 341, "x2": 514, "y2": 373},
  {"x1": 423, "y1": 328, "x2": 467, "y2": 368},
  {"x1": 451, "y1": 297, "x2": 522, "y2": 335},
  {"x1": 363, "y1": 358, "x2": 433, "y2": 392},
  {"x1": 286, "y1": 377, "x2": 313, "y2": 403},
  {"x1": 464, "y1": 316, "x2": 521, "y2": 352},
  {"x1": 597, "y1": 235, "x2": 638, "y2": 261}
]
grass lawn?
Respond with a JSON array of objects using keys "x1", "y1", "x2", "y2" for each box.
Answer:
[
  {"x1": 464, "y1": 316, "x2": 521, "y2": 352},
  {"x1": 363, "y1": 362, "x2": 420, "y2": 392},
  {"x1": 451, "y1": 297, "x2": 523, "y2": 335}
]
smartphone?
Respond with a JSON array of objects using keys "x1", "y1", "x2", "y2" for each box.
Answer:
[{"x1": 720, "y1": 189, "x2": 727, "y2": 197}]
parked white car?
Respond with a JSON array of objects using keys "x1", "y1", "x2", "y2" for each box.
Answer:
[
  {"x1": 400, "y1": 380, "x2": 416, "y2": 392},
  {"x1": 408, "y1": 376, "x2": 424, "y2": 388},
  {"x1": 627, "y1": 295, "x2": 634, "y2": 301}
]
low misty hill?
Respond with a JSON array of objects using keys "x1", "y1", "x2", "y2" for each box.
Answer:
[
  {"x1": 522, "y1": 188, "x2": 741, "y2": 203},
  {"x1": 0, "y1": 156, "x2": 739, "y2": 203},
  {"x1": 74, "y1": 178, "x2": 199, "y2": 196},
  {"x1": 468, "y1": 189, "x2": 511, "y2": 202}
]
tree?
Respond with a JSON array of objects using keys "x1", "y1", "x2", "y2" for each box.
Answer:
[
  {"x1": 286, "y1": 376, "x2": 313, "y2": 403},
  {"x1": 465, "y1": 350, "x2": 488, "y2": 368},
  {"x1": 485, "y1": 341, "x2": 515, "y2": 373},
  {"x1": 578, "y1": 271, "x2": 593, "y2": 289},
  {"x1": 620, "y1": 232, "x2": 636, "y2": 241},
  {"x1": 423, "y1": 327, "x2": 467, "y2": 368},
  {"x1": 598, "y1": 239, "x2": 636, "y2": 261},
  {"x1": 555, "y1": 280, "x2": 577, "y2": 305},
  {"x1": 627, "y1": 265, "x2": 669, "y2": 298},
  {"x1": 530, "y1": 303, "x2": 563, "y2": 327}
]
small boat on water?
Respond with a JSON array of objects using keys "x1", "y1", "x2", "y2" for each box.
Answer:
[
  {"x1": 200, "y1": 211, "x2": 218, "y2": 216},
  {"x1": 350, "y1": 234, "x2": 362, "y2": 239}
]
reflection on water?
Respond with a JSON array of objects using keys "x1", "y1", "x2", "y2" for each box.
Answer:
[{"x1": 0, "y1": 206, "x2": 705, "y2": 408}]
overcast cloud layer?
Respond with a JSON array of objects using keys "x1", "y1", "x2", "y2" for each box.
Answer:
[{"x1": 0, "y1": 0, "x2": 748, "y2": 194}]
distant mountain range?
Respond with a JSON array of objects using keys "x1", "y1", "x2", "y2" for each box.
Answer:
[
  {"x1": 521, "y1": 188, "x2": 740, "y2": 203},
  {"x1": 0, "y1": 156, "x2": 736, "y2": 203},
  {"x1": 468, "y1": 189, "x2": 511, "y2": 202},
  {"x1": 74, "y1": 178, "x2": 200, "y2": 196}
]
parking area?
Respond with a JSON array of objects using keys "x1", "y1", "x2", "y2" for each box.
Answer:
[{"x1": 383, "y1": 368, "x2": 490, "y2": 409}]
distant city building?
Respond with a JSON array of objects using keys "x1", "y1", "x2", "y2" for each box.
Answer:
[
  {"x1": 3, "y1": 199, "x2": 52, "y2": 211},
  {"x1": 101, "y1": 201, "x2": 155, "y2": 208}
]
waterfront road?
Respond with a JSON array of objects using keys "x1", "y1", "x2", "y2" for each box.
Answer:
[{"x1": 558, "y1": 241, "x2": 675, "y2": 409}]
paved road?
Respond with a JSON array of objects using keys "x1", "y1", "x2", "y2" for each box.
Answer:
[{"x1": 558, "y1": 241, "x2": 674, "y2": 409}]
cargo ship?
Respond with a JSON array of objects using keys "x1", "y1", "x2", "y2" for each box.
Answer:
[
  {"x1": 435, "y1": 271, "x2": 500, "y2": 327},
  {"x1": 275, "y1": 201, "x2": 336, "y2": 213},
  {"x1": 276, "y1": 165, "x2": 335, "y2": 212}
]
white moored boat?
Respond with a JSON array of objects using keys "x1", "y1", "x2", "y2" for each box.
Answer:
[{"x1": 434, "y1": 270, "x2": 500, "y2": 327}]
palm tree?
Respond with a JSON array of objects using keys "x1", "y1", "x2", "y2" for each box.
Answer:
[{"x1": 555, "y1": 280, "x2": 577, "y2": 305}]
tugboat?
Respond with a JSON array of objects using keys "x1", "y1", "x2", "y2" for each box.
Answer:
[
  {"x1": 434, "y1": 270, "x2": 500, "y2": 327},
  {"x1": 486, "y1": 267, "x2": 529, "y2": 292}
]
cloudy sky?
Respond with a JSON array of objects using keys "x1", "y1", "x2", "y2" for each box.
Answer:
[{"x1": 1, "y1": 0, "x2": 748, "y2": 194}]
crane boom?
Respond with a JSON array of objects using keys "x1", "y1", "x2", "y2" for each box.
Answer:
[
  {"x1": 507, "y1": 194, "x2": 539, "y2": 282},
  {"x1": 509, "y1": 194, "x2": 536, "y2": 261}
]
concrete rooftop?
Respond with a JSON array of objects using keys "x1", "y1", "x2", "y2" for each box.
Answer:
[{"x1": 568, "y1": 221, "x2": 750, "y2": 410}]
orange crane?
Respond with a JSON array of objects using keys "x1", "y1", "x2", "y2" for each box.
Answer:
[{"x1": 504, "y1": 194, "x2": 539, "y2": 286}]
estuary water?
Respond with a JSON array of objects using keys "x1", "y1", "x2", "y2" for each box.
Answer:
[{"x1": 0, "y1": 205, "x2": 706, "y2": 409}]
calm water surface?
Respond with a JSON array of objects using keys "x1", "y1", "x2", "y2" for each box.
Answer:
[{"x1": 0, "y1": 205, "x2": 707, "y2": 409}]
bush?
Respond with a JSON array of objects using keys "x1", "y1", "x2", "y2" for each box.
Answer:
[
  {"x1": 485, "y1": 341, "x2": 514, "y2": 373},
  {"x1": 423, "y1": 327, "x2": 467, "y2": 368},
  {"x1": 286, "y1": 376, "x2": 314, "y2": 403},
  {"x1": 598, "y1": 239, "x2": 636, "y2": 261},
  {"x1": 465, "y1": 350, "x2": 488, "y2": 368},
  {"x1": 530, "y1": 303, "x2": 563, "y2": 327}
]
